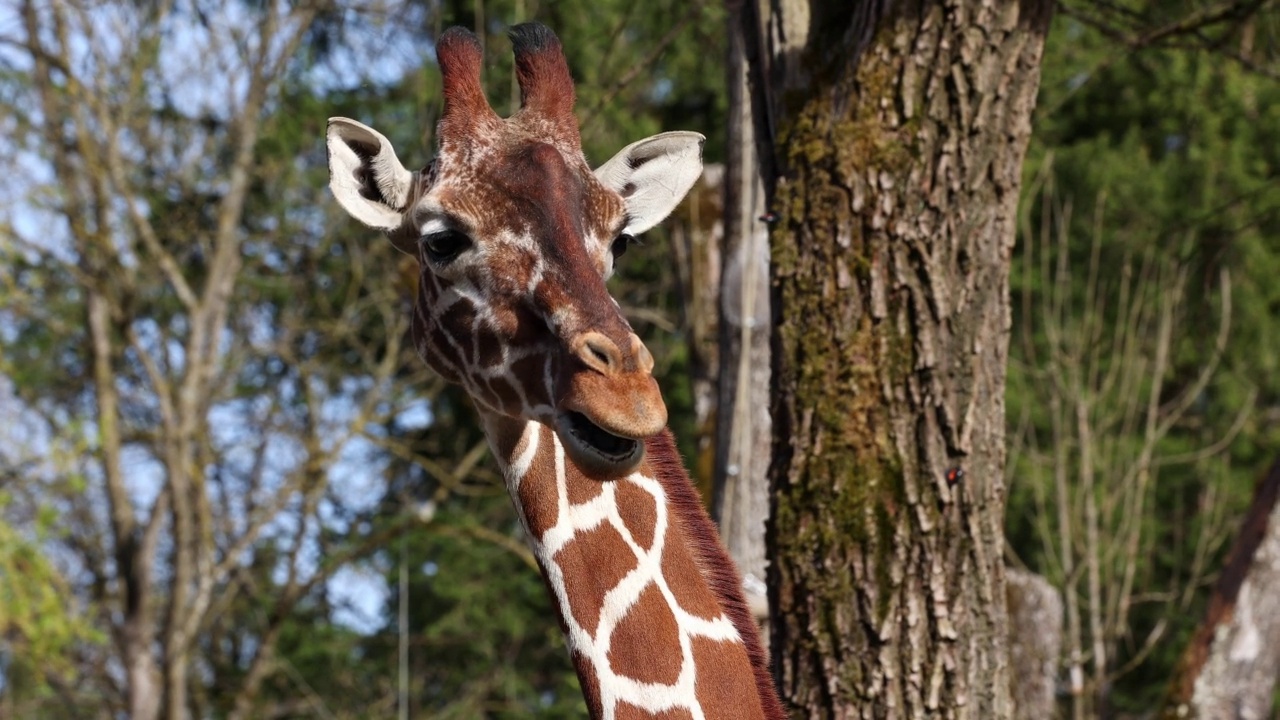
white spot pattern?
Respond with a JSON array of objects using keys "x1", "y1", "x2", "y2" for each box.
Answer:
[{"x1": 502, "y1": 422, "x2": 743, "y2": 720}]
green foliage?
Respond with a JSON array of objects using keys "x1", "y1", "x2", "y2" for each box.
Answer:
[
  {"x1": 374, "y1": 508, "x2": 586, "y2": 717},
  {"x1": 1007, "y1": 9, "x2": 1280, "y2": 714},
  {"x1": 0, "y1": 515, "x2": 103, "y2": 706}
]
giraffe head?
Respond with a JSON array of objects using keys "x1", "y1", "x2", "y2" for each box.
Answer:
[{"x1": 326, "y1": 24, "x2": 703, "y2": 477}]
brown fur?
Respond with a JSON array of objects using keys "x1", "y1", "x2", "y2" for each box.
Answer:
[
  {"x1": 616, "y1": 479, "x2": 658, "y2": 550},
  {"x1": 576, "y1": 658, "x2": 604, "y2": 714},
  {"x1": 615, "y1": 703, "x2": 695, "y2": 720},
  {"x1": 505, "y1": 418, "x2": 784, "y2": 717},
  {"x1": 606, "y1": 583, "x2": 684, "y2": 685},
  {"x1": 553, "y1": 521, "x2": 637, "y2": 633}
]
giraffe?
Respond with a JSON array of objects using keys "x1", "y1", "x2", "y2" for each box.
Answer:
[{"x1": 325, "y1": 23, "x2": 785, "y2": 720}]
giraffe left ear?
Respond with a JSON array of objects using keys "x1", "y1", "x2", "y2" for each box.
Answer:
[
  {"x1": 594, "y1": 131, "x2": 704, "y2": 235},
  {"x1": 327, "y1": 117, "x2": 415, "y2": 231}
]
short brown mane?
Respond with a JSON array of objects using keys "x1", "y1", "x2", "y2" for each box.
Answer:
[{"x1": 646, "y1": 430, "x2": 788, "y2": 719}]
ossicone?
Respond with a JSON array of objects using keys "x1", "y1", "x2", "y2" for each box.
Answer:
[
  {"x1": 436, "y1": 26, "x2": 498, "y2": 139},
  {"x1": 509, "y1": 22, "x2": 576, "y2": 129}
]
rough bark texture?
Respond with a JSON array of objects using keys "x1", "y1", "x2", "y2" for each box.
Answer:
[
  {"x1": 1005, "y1": 568, "x2": 1063, "y2": 720},
  {"x1": 715, "y1": 0, "x2": 774, "y2": 621},
  {"x1": 1163, "y1": 456, "x2": 1280, "y2": 720},
  {"x1": 761, "y1": 2, "x2": 1052, "y2": 717}
]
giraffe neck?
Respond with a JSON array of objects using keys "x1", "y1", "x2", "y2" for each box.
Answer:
[{"x1": 479, "y1": 412, "x2": 783, "y2": 720}]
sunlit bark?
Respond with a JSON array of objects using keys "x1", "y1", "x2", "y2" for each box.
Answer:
[{"x1": 759, "y1": 2, "x2": 1052, "y2": 716}]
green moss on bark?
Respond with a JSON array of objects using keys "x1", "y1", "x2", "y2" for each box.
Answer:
[{"x1": 767, "y1": 4, "x2": 1046, "y2": 717}]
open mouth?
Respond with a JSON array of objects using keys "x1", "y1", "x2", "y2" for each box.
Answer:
[{"x1": 559, "y1": 411, "x2": 642, "y2": 464}]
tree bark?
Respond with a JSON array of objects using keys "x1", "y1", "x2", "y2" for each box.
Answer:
[
  {"x1": 714, "y1": 0, "x2": 774, "y2": 621},
  {"x1": 761, "y1": 2, "x2": 1052, "y2": 717},
  {"x1": 1163, "y1": 455, "x2": 1280, "y2": 720},
  {"x1": 1005, "y1": 568, "x2": 1063, "y2": 720},
  {"x1": 670, "y1": 165, "x2": 725, "y2": 502}
]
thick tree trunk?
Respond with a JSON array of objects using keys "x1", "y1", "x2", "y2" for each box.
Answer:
[
  {"x1": 1163, "y1": 456, "x2": 1280, "y2": 720},
  {"x1": 760, "y1": 2, "x2": 1052, "y2": 717},
  {"x1": 714, "y1": 0, "x2": 774, "y2": 620}
]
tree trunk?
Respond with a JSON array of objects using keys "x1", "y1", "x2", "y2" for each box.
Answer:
[
  {"x1": 1163, "y1": 455, "x2": 1280, "y2": 720},
  {"x1": 1005, "y1": 568, "x2": 1063, "y2": 720},
  {"x1": 714, "y1": 0, "x2": 774, "y2": 621},
  {"x1": 670, "y1": 165, "x2": 725, "y2": 503},
  {"x1": 760, "y1": 2, "x2": 1052, "y2": 717}
]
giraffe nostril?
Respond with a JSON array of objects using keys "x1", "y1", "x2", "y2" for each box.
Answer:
[
  {"x1": 588, "y1": 342, "x2": 612, "y2": 367},
  {"x1": 578, "y1": 332, "x2": 622, "y2": 374}
]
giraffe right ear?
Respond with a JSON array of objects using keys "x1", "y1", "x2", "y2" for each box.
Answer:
[{"x1": 327, "y1": 117, "x2": 414, "y2": 231}]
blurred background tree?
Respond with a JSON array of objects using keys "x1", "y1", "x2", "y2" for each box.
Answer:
[{"x1": 1008, "y1": 1, "x2": 1280, "y2": 717}]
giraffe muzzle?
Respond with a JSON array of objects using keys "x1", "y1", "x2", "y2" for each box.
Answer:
[
  {"x1": 554, "y1": 331, "x2": 667, "y2": 475},
  {"x1": 557, "y1": 410, "x2": 645, "y2": 469}
]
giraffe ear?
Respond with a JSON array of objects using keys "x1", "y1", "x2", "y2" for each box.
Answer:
[
  {"x1": 594, "y1": 131, "x2": 704, "y2": 235},
  {"x1": 327, "y1": 117, "x2": 414, "y2": 231}
]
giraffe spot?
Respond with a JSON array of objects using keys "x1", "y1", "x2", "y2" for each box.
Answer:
[
  {"x1": 488, "y1": 374, "x2": 523, "y2": 410},
  {"x1": 436, "y1": 296, "x2": 476, "y2": 349},
  {"x1": 690, "y1": 635, "x2": 763, "y2": 720},
  {"x1": 484, "y1": 418, "x2": 522, "y2": 460},
  {"x1": 615, "y1": 702, "x2": 694, "y2": 720},
  {"x1": 510, "y1": 352, "x2": 549, "y2": 398},
  {"x1": 534, "y1": 277, "x2": 572, "y2": 316},
  {"x1": 517, "y1": 462, "x2": 560, "y2": 538},
  {"x1": 565, "y1": 471, "x2": 603, "y2": 505},
  {"x1": 573, "y1": 652, "x2": 604, "y2": 717},
  {"x1": 553, "y1": 521, "x2": 637, "y2": 633},
  {"x1": 476, "y1": 377, "x2": 505, "y2": 412},
  {"x1": 607, "y1": 583, "x2": 682, "y2": 686},
  {"x1": 490, "y1": 303, "x2": 524, "y2": 337},
  {"x1": 616, "y1": 479, "x2": 657, "y2": 550},
  {"x1": 427, "y1": 325, "x2": 461, "y2": 366},
  {"x1": 659, "y1": 525, "x2": 723, "y2": 620},
  {"x1": 474, "y1": 328, "x2": 503, "y2": 369}
]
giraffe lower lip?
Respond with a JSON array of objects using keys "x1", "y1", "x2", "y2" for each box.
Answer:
[{"x1": 562, "y1": 411, "x2": 640, "y2": 461}]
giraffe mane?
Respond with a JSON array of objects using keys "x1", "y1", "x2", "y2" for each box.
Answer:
[{"x1": 646, "y1": 431, "x2": 790, "y2": 720}]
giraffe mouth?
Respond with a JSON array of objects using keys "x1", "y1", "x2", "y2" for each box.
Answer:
[{"x1": 558, "y1": 411, "x2": 643, "y2": 469}]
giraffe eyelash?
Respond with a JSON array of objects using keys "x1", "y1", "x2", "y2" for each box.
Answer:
[
  {"x1": 610, "y1": 233, "x2": 634, "y2": 260},
  {"x1": 420, "y1": 229, "x2": 473, "y2": 264}
]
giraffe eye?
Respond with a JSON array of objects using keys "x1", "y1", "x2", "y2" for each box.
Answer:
[
  {"x1": 610, "y1": 234, "x2": 634, "y2": 261},
  {"x1": 421, "y1": 230, "x2": 471, "y2": 264}
]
